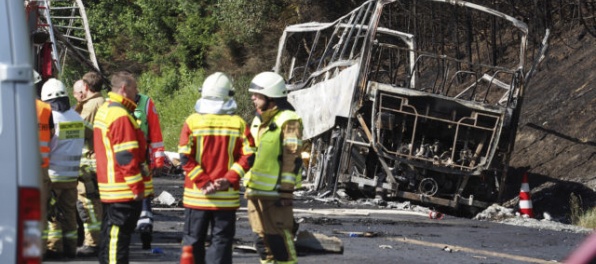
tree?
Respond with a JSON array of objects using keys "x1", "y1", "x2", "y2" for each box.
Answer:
[{"x1": 87, "y1": 0, "x2": 216, "y2": 73}]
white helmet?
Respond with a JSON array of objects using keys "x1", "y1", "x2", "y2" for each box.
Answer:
[
  {"x1": 41, "y1": 78, "x2": 68, "y2": 101},
  {"x1": 248, "y1": 72, "x2": 287, "y2": 98},
  {"x1": 200, "y1": 72, "x2": 234, "y2": 100}
]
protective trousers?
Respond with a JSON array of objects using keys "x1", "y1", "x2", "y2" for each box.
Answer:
[
  {"x1": 247, "y1": 198, "x2": 297, "y2": 264},
  {"x1": 98, "y1": 201, "x2": 142, "y2": 264},
  {"x1": 136, "y1": 197, "x2": 153, "y2": 249},
  {"x1": 182, "y1": 209, "x2": 236, "y2": 264},
  {"x1": 47, "y1": 181, "x2": 78, "y2": 257},
  {"x1": 77, "y1": 166, "x2": 102, "y2": 247},
  {"x1": 40, "y1": 168, "x2": 52, "y2": 254}
]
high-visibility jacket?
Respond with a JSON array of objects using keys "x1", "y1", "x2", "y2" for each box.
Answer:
[
  {"x1": 178, "y1": 113, "x2": 254, "y2": 210},
  {"x1": 48, "y1": 109, "x2": 85, "y2": 183},
  {"x1": 94, "y1": 92, "x2": 149, "y2": 203},
  {"x1": 36, "y1": 99, "x2": 52, "y2": 168},
  {"x1": 134, "y1": 94, "x2": 165, "y2": 169},
  {"x1": 245, "y1": 109, "x2": 303, "y2": 199}
]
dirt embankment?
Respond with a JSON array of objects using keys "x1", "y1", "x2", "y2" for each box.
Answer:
[{"x1": 505, "y1": 28, "x2": 595, "y2": 221}]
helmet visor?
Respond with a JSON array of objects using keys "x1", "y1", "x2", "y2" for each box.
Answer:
[{"x1": 248, "y1": 82, "x2": 265, "y2": 95}]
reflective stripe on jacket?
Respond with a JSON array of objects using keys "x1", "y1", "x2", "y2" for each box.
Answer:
[
  {"x1": 245, "y1": 109, "x2": 302, "y2": 198},
  {"x1": 48, "y1": 109, "x2": 85, "y2": 183},
  {"x1": 36, "y1": 99, "x2": 52, "y2": 168},
  {"x1": 94, "y1": 92, "x2": 148, "y2": 203},
  {"x1": 178, "y1": 113, "x2": 254, "y2": 210}
]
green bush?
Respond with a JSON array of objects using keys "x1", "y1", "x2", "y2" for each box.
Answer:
[
  {"x1": 570, "y1": 193, "x2": 596, "y2": 229},
  {"x1": 138, "y1": 68, "x2": 203, "y2": 151},
  {"x1": 231, "y1": 74, "x2": 258, "y2": 122},
  {"x1": 577, "y1": 207, "x2": 596, "y2": 229},
  {"x1": 138, "y1": 68, "x2": 256, "y2": 152}
]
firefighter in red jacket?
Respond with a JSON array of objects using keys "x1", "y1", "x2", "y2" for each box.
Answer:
[
  {"x1": 178, "y1": 72, "x2": 254, "y2": 263},
  {"x1": 93, "y1": 71, "x2": 150, "y2": 264},
  {"x1": 133, "y1": 92, "x2": 165, "y2": 249}
]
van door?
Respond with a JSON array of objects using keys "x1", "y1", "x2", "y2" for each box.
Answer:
[{"x1": 0, "y1": 0, "x2": 43, "y2": 263}]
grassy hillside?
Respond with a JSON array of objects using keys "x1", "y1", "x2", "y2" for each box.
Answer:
[{"x1": 139, "y1": 69, "x2": 256, "y2": 151}]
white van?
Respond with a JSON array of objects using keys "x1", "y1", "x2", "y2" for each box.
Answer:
[{"x1": 0, "y1": 0, "x2": 43, "y2": 263}]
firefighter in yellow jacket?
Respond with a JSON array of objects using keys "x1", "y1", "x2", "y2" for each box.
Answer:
[
  {"x1": 245, "y1": 72, "x2": 303, "y2": 264},
  {"x1": 93, "y1": 71, "x2": 149, "y2": 264},
  {"x1": 178, "y1": 72, "x2": 254, "y2": 263}
]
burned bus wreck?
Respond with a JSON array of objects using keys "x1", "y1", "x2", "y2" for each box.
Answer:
[{"x1": 275, "y1": 0, "x2": 548, "y2": 211}]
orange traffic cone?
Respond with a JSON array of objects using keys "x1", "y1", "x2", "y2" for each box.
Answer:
[
  {"x1": 180, "y1": 245, "x2": 194, "y2": 264},
  {"x1": 519, "y1": 173, "x2": 534, "y2": 218}
]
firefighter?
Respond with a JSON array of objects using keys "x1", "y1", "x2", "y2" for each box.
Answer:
[
  {"x1": 133, "y1": 91, "x2": 165, "y2": 250},
  {"x1": 94, "y1": 71, "x2": 150, "y2": 264},
  {"x1": 42, "y1": 78, "x2": 86, "y2": 259},
  {"x1": 34, "y1": 71, "x2": 54, "y2": 257},
  {"x1": 245, "y1": 72, "x2": 303, "y2": 264},
  {"x1": 178, "y1": 72, "x2": 254, "y2": 263},
  {"x1": 72, "y1": 72, "x2": 105, "y2": 257}
]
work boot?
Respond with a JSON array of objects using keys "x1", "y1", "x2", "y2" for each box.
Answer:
[
  {"x1": 76, "y1": 245, "x2": 98, "y2": 257},
  {"x1": 64, "y1": 243, "x2": 77, "y2": 259},
  {"x1": 43, "y1": 250, "x2": 63, "y2": 261},
  {"x1": 137, "y1": 211, "x2": 153, "y2": 249},
  {"x1": 140, "y1": 231, "x2": 152, "y2": 250}
]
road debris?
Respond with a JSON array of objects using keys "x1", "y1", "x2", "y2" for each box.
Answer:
[
  {"x1": 332, "y1": 230, "x2": 378, "y2": 238},
  {"x1": 158, "y1": 151, "x2": 183, "y2": 178},
  {"x1": 472, "y1": 204, "x2": 591, "y2": 233},
  {"x1": 153, "y1": 191, "x2": 177, "y2": 206},
  {"x1": 295, "y1": 230, "x2": 343, "y2": 254},
  {"x1": 473, "y1": 204, "x2": 516, "y2": 221},
  {"x1": 293, "y1": 208, "x2": 370, "y2": 216},
  {"x1": 429, "y1": 210, "x2": 444, "y2": 220},
  {"x1": 233, "y1": 245, "x2": 257, "y2": 253}
]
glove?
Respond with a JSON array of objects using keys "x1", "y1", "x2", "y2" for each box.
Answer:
[
  {"x1": 133, "y1": 193, "x2": 144, "y2": 201},
  {"x1": 202, "y1": 182, "x2": 216, "y2": 194},
  {"x1": 140, "y1": 163, "x2": 151, "y2": 178},
  {"x1": 214, "y1": 178, "x2": 230, "y2": 191}
]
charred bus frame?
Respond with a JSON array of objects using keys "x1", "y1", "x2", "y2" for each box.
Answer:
[{"x1": 275, "y1": 0, "x2": 548, "y2": 210}]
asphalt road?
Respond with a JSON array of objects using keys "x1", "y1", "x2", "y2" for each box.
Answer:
[{"x1": 43, "y1": 176, "x2": 591, "y2": 264}]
